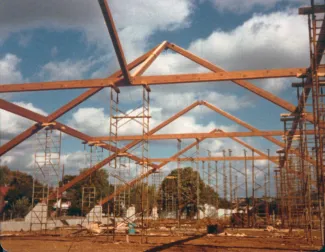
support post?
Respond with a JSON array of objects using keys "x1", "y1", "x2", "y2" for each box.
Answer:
[
  {"x1": 196, "y1": 139, "x2": 200, "y2": 220},
  {"x1": 252, "y1": 150, "x2": 255, "y2": 227},
  {"x1": 244, "y1": 149, "x2": 249, "y2": 227},
  {"x1": 177, "y1": 139, "x2": 182, "y2": 228}
]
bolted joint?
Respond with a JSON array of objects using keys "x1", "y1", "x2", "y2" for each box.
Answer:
[
  {"x1": 109, "y1": 84, "x2": 120, "y2": 94},
  {"x1": 143, "y1": 84, "x2": 151, "y2": 92}
]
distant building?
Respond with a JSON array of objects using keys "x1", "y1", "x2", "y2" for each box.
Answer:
[
  {"x1": 0, "y1": 186, "x2": 9, "y2": 213},
  {"x1": 53, "y1": 199, "x2": 71, "y2": 210}
]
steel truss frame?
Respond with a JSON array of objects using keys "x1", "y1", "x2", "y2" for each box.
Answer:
[{"x1": 1, "y1": 0, "x2": 325, "y2": 243}]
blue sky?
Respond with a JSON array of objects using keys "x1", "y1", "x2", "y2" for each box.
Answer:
[{"x1": 0, "y1": 0, "x2": 313, "y2": 196}]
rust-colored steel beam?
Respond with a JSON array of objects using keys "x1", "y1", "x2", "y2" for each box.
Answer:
[
  {"x1": 0, "y1": 99, "x2": 159, "y2": 172},
  {"x1": 149, "y1": 156, "x2": 278, "y2": 162},
  {"x1": 132, "y1": 41, "x2": 168, "y2": 77},
  {"x1": 0, "y1": 68, "x2": 306, "y2": 93},
  {"x1": 91, "y1": 130, "x2": 315, "y2": 141},
  {"x1": 0, "y1": 99, "x2": 45, "y2": 122},
  {"x1": 53, "y1": 101, "x2": 202, "y2": 198},
  {"x1": 299, "y1": 5, "x2": 325, "y2": 15},
  {"x1": 216, "y1": 129, "x2": 278, "y2": 165},
  {"x1": 98, "y1": 0, "x2": 131, "y2": 83},
  {"x1": 201, "y1": 101, "x2": 316, "y2": 167},
  {"x1": 0, "y1": 125, "x2": 41, "y2": 157},
  {"x1": 99, "y1": 130, "x2": 215, "y2": 205},
  {"x1": 167, "y1": 43, "x2": 314, "y2": 123},
  {"x1": 0, "y1": 78, "x2": 117, "y2": 93},
  {"x1": 284, "y1": 9, "x2": 325, "y2": 157},
  {"x1": 132, "y1": 68, "x2": 306, "y2": 84},
  {"x1": 315, "y1": 13, "x2": 325, "y2": 66},
  {"x1": 0, "y1": 46, "x2": 157, "y2": 156},
  {"x1": 154, "y1": 130, "x2": 217, "y2": 170},
  {"x1": 201, "y1": 101, "x2": 285, "y2": 147}
]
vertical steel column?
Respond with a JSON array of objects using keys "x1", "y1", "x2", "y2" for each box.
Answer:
[
  {"x1": 252, "y1": 150, "x2": 255, "y2": 227},
  {"x1": 266, "y1": 149, "x2": 271, "y2": 225},
  {"x1": 235, "y1": 175, "x2": 238, "y2": 212},
  {"x1": 229, "y1": 149, "x2": 233, "y2": 217},
  {"x1": 215, "y1": 161, "x2": 219, "y2": 218},
  {"x1": 202, "y1": 161, "x2": 205, "y2": 187},
  {"x1": 208, "y1": 151, "x2": 212, "y2": 188},
  {"x1": 264, "y1": 173, "x2": 268, "y2": 225},
  {"x1": 109, "y1": 87, "x2": 119, "y2": 235},
  {"x1": 141, "y1": 85, "x2": 150, "y2": 243},
  {"x1": 223, "y1": 150, "x2": 227, "y2": 203},
  {"x1": 285, "y1": 153, "x2": 292, "y2": 230},
  {"x1": 207, "y1": 151, "x2": 212, "y2": 205},
  {"x1": 267, "y1": 149, "x2": 271, "y2": 199},
  {"x1": 196, "y1": 139, "x2": 200, "y2": 220},
  {"x1": 274, "y1": 169, "x2": 279, "y2": 226},
  {"x1": 177, "y1": 139, "x2": 181, "y2": 227},
  {"x1": 244, "y1": 149, "x2": 249, "y2": 227},
  {"x1": 279, "y1": 158, "x2": 285, "y2": 228}
]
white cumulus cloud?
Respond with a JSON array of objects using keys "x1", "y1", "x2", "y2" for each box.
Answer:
[
  {"x1": 209, "y1": 0, "x2": 305, "y2": 14},
  {"x1": 0, "y1": 54, "x2": 23, "y2": 84}
]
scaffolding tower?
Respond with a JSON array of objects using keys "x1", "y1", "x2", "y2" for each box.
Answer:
[
  {"x1": 222, "y1": 150, "x2": 228, "y2": 210},
  {"x1": 108, "y1": 87, "x2": 131, "y2": 218},
  {"x1": 81, "y1": 187, "x2": 96, "y2": 219},
  {"x1": 308, "y1": 0, "x2": 325, "y2": 244},
  {"x1": 108, "y1": 86, "x2": 151, "y2": 242},
  {"x1": 81, "y1": 144, "x2": 103, "y2": 223},
  {"x1": 151, "y1": 169, "x2": 162, "y2": 219},
  {"x1": 251, "y1": 151, "x2": 271, "y2": 225},
  {"x1": 30, "y1": 126, "x2": 62, "y2": 232},
  {"x1": 280, "y1": 112, "x2": 316, "y2": 241}
]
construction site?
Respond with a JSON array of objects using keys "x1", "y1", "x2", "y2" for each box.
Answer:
[{"x1": 1, "y1": 0, "x2": 325, "y2": 251}]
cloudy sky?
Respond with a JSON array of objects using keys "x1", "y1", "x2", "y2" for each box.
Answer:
[{"x1": 0, "y1": 0, "x2": 314, "y2": 196}]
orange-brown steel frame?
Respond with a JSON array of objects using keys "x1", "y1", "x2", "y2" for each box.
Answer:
[
  {"x1": 91, "y1": 130, "x2": 315, "y2": 141},
  {"x1": 0, "y1": 1, "x2": 322, "y2": 207}
]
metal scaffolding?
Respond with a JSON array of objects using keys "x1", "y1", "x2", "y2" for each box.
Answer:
[
  {"x1": 2, "y1": 0, "x2": 325, "y2": 246},
  {"x1": 81, "y1": 144, "x2": 103, "y2": 223},
  {"x1": 177, "y1": 139, "x2": 182, "y2": 226},
  {"x1": 309, "y1": 0, "x2": 325, "y2": 244},
  {"x1": 151, "y1": 169, "x2": 162, "y2": 218},
  {"x1": 30, "y1": 127, "x2": 62, "y2": 232},
  {"x1": 107, "y1": 85, "x2": 151, "y2": 241}
]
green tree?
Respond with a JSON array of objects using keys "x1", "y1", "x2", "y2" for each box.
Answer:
[
  {"x1": 0, "y1": 166, "x2": 9, "y2": 185},
  {"x1": 158, "y1": 167, "x2": 229, "y2": 219},
  {"x1": 6, "y1": 170, "x2": 34, "y2": 205},
  {"x1": 0, "y1": 166, "x2": 35, "y2": 218},
  {"x1": 11, "y1": 196, "x2": 30, "y2": 218},
  {"x1": 61, "y1": 169, "x2": 113, "y2": 216},
  {"x1": 128, "y1": 183, "x2": 156, "y2": 214}
]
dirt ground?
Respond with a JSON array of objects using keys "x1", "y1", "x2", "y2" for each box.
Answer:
[{"x1": 0, "y1": 228, "x2": 322, "y2": 252}]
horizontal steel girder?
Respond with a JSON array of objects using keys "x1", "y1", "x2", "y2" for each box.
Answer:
[
  {"x1": 299, "y1": 5, "x2": 325, "y2": 15},
  {"x1": 0, "y1": 67, "x2": 306, "y2": 93},
  {"x1": 91, "y1": 130, "x2": 315, "y2": 141},
  {"x1": 148, "y1": 156, "x2": 278, "y2": 162}
]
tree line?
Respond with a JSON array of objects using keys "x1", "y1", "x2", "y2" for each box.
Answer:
[{"x1": 0, "y1": 166, "x2": 229, "y2": 219}]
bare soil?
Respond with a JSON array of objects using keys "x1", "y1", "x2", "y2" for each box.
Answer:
[{"x1": 0, "y1": 228, "x2": 322, "y2": 252}]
